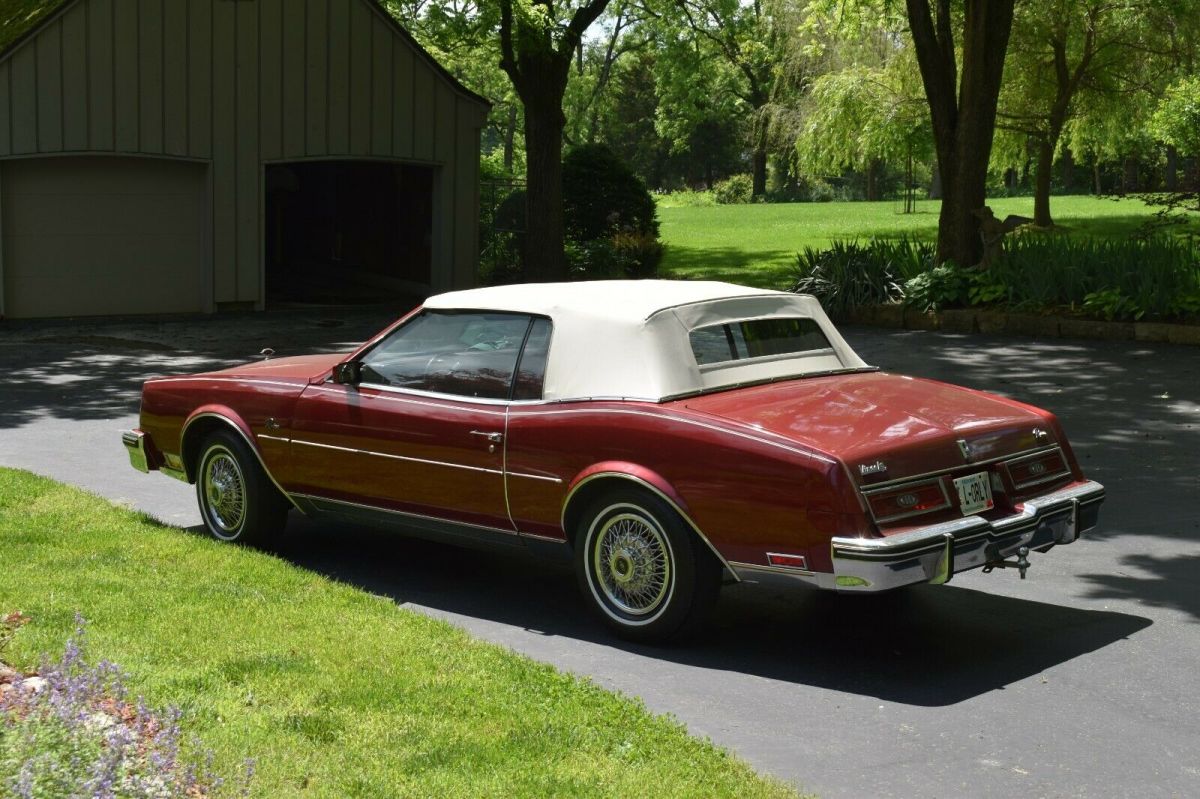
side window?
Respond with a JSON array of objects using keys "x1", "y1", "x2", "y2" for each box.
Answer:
[
  {"x1": 512, "y1": 318, "x2": 552, "y2": 400},
  {"x1": 359, "y1": 311, "x2": 531, "y2": 399}
]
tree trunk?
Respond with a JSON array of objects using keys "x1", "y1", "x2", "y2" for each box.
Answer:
[
  {"x1": 521, "y1": 98, "x2": 567, "y2": 281},
  {"x1": 906, "y1": 0, "x2": 1016, "y2": 267},
  {"x1": 866, "y1": 159, "x2": 882, "y2": 201},
  {"x1": 1165, "y1": 145, "x2": 1178, "y2": 192},
  {"x1": 1123, "y1": 156, "x2": 1139, "y2": 194},
  {"x1": 929, "y1": 161, "x2": 942, "y2": 199},
  {"x1": 751, "y1": 122, "x2": 768, "y2": 198},
  {"x1": 1061, "y1": 146, "x2": 1075, "y2": 192},
  {"x1": 1033, "y1": 140, "x2": 1054, "y2": 226},
  {"x1": 503, "y1": 104, "x2": 517, "y2": 175},
  {"x1": 1093, "y1": 161, "x2": 1102, "y2": 195}
]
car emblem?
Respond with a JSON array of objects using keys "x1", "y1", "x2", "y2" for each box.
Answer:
[
  {"x1": 1029, "y1": 462, "x2": 1047, "y2": 475},
  {"x1": 957, "y1": 439, "x2": 973, "y2": 462},
  {"x1": 1033, "y1": 427, "x2": 1049, "y2": 442},
  {"x1": 859, "y1": 460, "x2": 887, "y2": 476}
]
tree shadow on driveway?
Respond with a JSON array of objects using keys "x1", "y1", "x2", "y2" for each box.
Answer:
[{"x1": 268, "y1": 515, "x2": 1151, "y2": 709}]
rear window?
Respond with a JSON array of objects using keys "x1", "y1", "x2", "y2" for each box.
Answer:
[{"x1": 690, "y1": 318, "x2": 832, "y2": 366}]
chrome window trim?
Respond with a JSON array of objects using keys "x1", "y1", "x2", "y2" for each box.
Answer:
[
  {"x1": 858, "y1": 444, "x2": 1061, "y2": 491},
  {"x1": 179, "y1": 412, "x2": 303, "y2": 511},
  {"x1": 696, "y1": 346, "x2": 838, "y2": 373},
  {"x1": 861, "y1": 476, "x2": 953, "y2": 525},
  {"x1": 315, "y1": 381, "x2": 510, "y2": 413},
  {"x1": 560, "y1": 471, "x2": 739, "y2": 582},
  {"x1": 291, "y1": 492, "x2": 519, "y2": 537}
]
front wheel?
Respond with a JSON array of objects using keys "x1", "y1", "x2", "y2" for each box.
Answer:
[
  {"x1": 575, "y1": 489, "x2": 721, "y2": 642},
  {"x1": 195, "y1": 430, "x2": 288, "y2": 546}
]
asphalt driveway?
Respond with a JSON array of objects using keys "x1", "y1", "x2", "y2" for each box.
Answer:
[{"x1": 2, "y1": 310, "x2": 1198, "y2": 798}]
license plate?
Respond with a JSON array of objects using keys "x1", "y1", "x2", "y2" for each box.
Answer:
[{"x1": 953, "y1": 471, "x2": 994, "y2": 516}]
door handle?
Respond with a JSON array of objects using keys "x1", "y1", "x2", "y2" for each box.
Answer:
[{"x1": 470, "y1": 430, "x2": 504, "y2": 443}]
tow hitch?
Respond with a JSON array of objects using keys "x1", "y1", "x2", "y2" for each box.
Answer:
[{"x1": 983, "y1": 545, "x2": 1032, "y2": 579}]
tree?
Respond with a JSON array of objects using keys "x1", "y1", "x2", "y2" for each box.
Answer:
[
  {"x1": 499, "y1": 0, "x2": 612, "y2": 281},
  {"x1": 905, "y1": 0, "x2": 1016, "y2": 266},
  {"x1": 650, "y1": 0, "x2": 800, "y2": 198},
  {"x1": 995, "y1": 1, "x2": 1163, "y2": 226},
  {"x1": 1151, "y1": 75, "x2": 1200, "y2": 209}
]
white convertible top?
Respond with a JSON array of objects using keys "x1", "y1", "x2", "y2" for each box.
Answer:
[{"x1": 423, "y1": 280, "x2": 870, "y2": 402}]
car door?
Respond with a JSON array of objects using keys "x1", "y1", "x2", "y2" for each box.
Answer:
[{"x1": 287, "y1": 311, "x2": 534, "y2": 535}]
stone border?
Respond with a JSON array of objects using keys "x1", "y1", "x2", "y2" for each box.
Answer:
[{"x1": 838, "y1": 305, "x2": 1200, "y2": 346}]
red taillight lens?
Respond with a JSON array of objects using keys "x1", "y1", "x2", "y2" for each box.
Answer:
[
  {"x1": 1004, "y1": 448, "x2": 1070, "y2": 490},
  {"x1": 865, "y1": 479, "x2": 950, "y2": 523}
]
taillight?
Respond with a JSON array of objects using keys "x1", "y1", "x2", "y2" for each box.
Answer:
[
  {"x1": 864, "y1": 478, "x2": 951, "y2": 524},
  {"x1": 1003, "y1": 447, "x2": 1070, "y2": 491}
]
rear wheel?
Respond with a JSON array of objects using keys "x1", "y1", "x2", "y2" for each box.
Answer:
[
  {"x1": 195, "y1": 430, "x2": 288, "y2": 546},
  {"x1": 575, "y1": 488, "x2": 721, "y2": 642}
]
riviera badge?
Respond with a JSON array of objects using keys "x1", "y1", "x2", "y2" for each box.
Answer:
[{"x1": 859, "y1": 460, "x2": 888, "y2": 476}]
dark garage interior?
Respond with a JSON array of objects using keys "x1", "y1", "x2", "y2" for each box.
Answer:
[{"x1": 265, "y1": 161, "x2": 434, "y2": 306}]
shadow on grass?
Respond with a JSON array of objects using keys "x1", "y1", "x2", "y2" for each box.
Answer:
[{"x1": 267, "y1": 514, "x2": 1150, "y2": 708}]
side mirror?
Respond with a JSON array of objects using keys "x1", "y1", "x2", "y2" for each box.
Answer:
[{"x1": 331, "y1": 361, "x2": 362, "y2": 385}]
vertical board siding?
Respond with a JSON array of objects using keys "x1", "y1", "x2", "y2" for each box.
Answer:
[
  {"x1": 112, "y1": 0, "x2": 138, "y2": 151},
  {"x1": 326, "y1": 0, "x2": 350, "y2": 153},
  {"x1": 305, "y1": 0, "x2": 328, "y2": 154},
  {"x1": 453, "y1": 99, "x2": 478, "y2": 288},
  {"x1": 235, "y1": 0, "x2": 259, "y2": 301},
  {"x1": 187, "y1": 0, "x2": 212, "y2": 158},
  {"x1": 258, "y1": 0, "x2": 282, "y2": 160},
  {"x1": 35, "y1": 24, "x2": 63, "y2": 152},
  {"x1": 348, "y1": 0, "x2": 370, "y2": 155},
  {"x1": 162, "y1": 0, "x2": 188, "y2": 155},
  {"x1": 280, "y1": 1, "x2": 304, "y2": 158},
  {"x1": 391, "y1": 40, "x2": 412, "y2": 158},
  {"x1": 10, "y1": 47, "x2": 37, "y2": 154},
  {"x1": 411, "y1": 66, "x2": 432, "y2": 161},
  {"x1": 0, "y1": 64, "x2": 11, "y2": 154},
  {"x1": 87, "y1": 0, "x2": 115, "y2": 151},
  {"x1": 61, "y1": 5, "x2": 88, "y2": 150},
  {"x1": 211, "y1": 0, "x2": 236, "y2": 301},
  {"x1": 369, "y1": 16, "x2": 390, "y2": 155},
  {"x1": 0, "y1": 0, "x2": 488, "y2": 309},
  {"x1": 137, "y1": 0, "x2": 163, "y2": 153},
  {"x1": 434, "y1": 83, "x2": 454, "y2": 163}
]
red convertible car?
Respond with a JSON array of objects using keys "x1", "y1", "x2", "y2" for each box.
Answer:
[{"x1": 124, "y1": 281, "x2": 1104, "y2": 640}]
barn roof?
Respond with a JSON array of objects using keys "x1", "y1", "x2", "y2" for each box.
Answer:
[{"x1": 0, "y1": 0, "x2": 490, "y2": 107}]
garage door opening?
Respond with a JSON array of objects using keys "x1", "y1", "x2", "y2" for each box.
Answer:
[{"x1": 265, "y1": 161, "x2": 433, "y2": 306}]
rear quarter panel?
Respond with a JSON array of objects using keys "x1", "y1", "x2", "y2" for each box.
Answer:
[{"x1": 505, "y1": 401, "x2": 864, "y2": 572}]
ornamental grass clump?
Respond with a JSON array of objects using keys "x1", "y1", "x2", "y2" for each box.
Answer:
[{"x1": 0, "y1": 615, "x2": 252, "y2": 799}]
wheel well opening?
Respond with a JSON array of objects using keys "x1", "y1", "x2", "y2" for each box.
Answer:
[{"x1": 181, "y1": 418, "x2": 236, "y2": 483}]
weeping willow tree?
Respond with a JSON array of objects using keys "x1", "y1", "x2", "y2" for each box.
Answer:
[{"x1": 794, "y1": 53, "x2": 931, "y2": 210}]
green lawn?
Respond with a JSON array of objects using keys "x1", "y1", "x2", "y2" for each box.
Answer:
[
  {"x1": 0, "y1": 469, "x2": 799, "y2": 799},
  {"x1": 658, "y1": 196, "x2": 1200, "y2": 289}
]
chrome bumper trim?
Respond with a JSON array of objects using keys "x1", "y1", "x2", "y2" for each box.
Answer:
[
  {"x1": 830, "y1": 480, "x2": 1105, "y2": 592},
  {"x1": 122, "y1": 430, "x2": 150, "y2": 473}
]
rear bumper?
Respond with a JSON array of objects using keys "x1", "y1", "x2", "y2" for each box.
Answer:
[{"x1": 828, "y1": 480, "x2": 1105, "y2": 591}]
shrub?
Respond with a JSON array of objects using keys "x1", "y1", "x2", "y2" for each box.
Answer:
[
  {"x1": 903, "y1": 264, "x2": 971, "y2": 311},
  {"x1": 563, "y1": 144, "x2": 659, "y2": 240},
  {"x1": 791, "y1": 240, "x2": 909, "y2": 316},
  {"x1": 713, "y1": 174, "x2": 754, "y2": 205},
  {"x1": 566, "y1": 231, "x2": 663, "y2": 280}
]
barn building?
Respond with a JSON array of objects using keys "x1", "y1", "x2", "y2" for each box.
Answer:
[{"x1": 0, "y1": 0, "x2": 489, "y2": 319}]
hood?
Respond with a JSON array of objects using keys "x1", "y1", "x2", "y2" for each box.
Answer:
[
  {"x1": 206, "y1": 353, "x2": 348, "y2": 382},
  {"x1": 680, "y1": 372, "x2": 1052, "y2": 484}
]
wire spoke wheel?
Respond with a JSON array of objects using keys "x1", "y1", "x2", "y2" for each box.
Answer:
[
  {"x1": 592, "y1": 511, "x2": 672, "y2": 617},
  {"x1": 201, "y1": 447, "x2": 247, "y2": 538}
]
